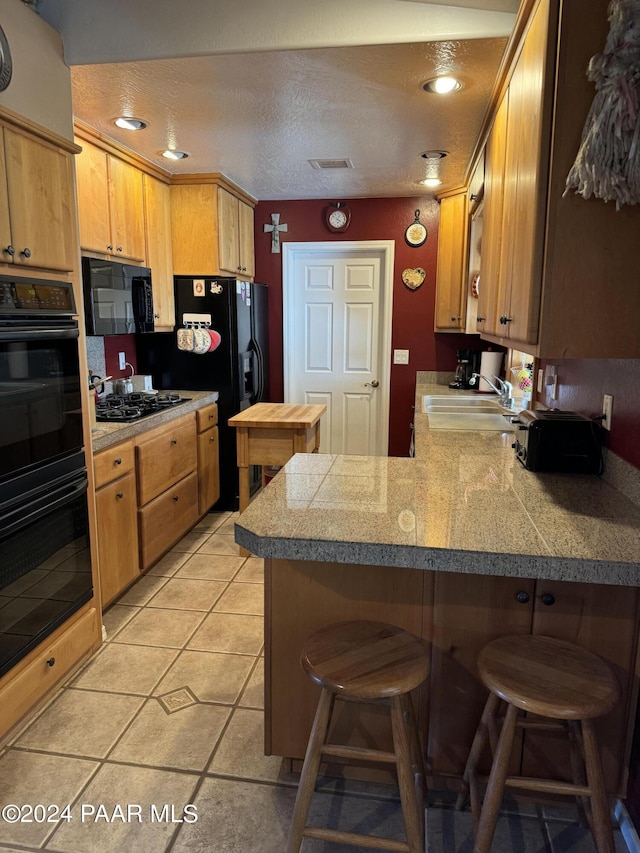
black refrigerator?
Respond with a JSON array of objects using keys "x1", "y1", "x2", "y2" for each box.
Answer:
[{"x1": 137, "y1": 276, "x2": 269, "y2": 511}]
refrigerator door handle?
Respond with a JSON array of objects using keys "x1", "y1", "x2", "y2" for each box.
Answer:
[{"x1": 252, "y1": 337, "x2": 264, "y2": 402}]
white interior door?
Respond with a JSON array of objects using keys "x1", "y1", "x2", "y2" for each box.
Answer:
[{"x1": 283, "y1": 241, "x2": 393, "y2": 456}]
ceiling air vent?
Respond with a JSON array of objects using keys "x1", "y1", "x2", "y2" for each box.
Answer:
[{"x1": 309, "y1": 158, "x2": 354, "y2": 170}]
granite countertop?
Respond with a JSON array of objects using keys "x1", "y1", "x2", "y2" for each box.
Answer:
[
  {"x1": 234, "y1": 378, "x2": 640, "y2": 587},
  {"x1": 90, "y1": 391, "x2": 219, "y2": 452}
]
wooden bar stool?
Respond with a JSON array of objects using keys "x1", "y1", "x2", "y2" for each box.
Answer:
[
  {"x1": 457, "y1": 634, "x2": 621, "y2": 853},
  {"x1": 286, "y1": 620, "x2": 429, "y2": 853}
]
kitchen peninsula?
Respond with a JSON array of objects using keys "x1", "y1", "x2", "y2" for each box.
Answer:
[{"x1": 234, "y1": 376, "x2": 640, "y2": 797}]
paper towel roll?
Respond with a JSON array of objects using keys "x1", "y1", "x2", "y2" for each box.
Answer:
[{"x1": 479, "y1": 351, "x2": 504, "y2": 392}]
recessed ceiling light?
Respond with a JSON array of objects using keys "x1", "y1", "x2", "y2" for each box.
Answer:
[
  {"x1": 114, "y1": 117, "x2": 147, "y2": 131},
  {"x1": 420, "y1": 178, "x2": 442, "y2": 187},
  {"x1": 422, "y1": 76, "x2": 463, "y2": 95},
  {"x1": 162, "y1": 149, "x2": 189, "y2": 160},
  {"x1": 421, "y1": 150, "x2": 448, "y2": 160}
]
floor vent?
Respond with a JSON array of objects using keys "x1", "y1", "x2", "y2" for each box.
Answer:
[{"x1": 309, "y1": 158, "x2": 354, "y2": 170}]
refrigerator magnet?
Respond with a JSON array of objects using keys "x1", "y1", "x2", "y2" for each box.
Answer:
[
  {"x1": 193, "y1": 279, "x2": 205, "y2": 297},
  {"x1": 210, "y1": 282, "x2": 223, "y2": 295}
]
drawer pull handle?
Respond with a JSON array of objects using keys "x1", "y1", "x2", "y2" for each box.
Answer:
[
  {"x1": 46, "y1": 657, "x2": 56, "y2": 667},
  {"x1": 516, "y1": 591, "x2": 530, "y2": 604},
  {"x1": 209, "y1": 436, "x2": 215, "y2": 443},
  {"x1": 541, "y1": 593, "x2": 556, "y2": 606},
  {"x1": 209, "y1": 414, "x2": 215, "y2": 419},
  {"x1": 107, "y1": 244, "x2": 113, "y2": 251},
  {"x1": 171, "y1": 439, "x2": 177, "y2": 445},
  {"x1": 21, "y1": 247, "x2": 32, "y2": 259},
  {"x1": 116, "y1": 492, "x2": 124, "y2": 500},
  {"x1": 173, "y1": 495, "x2": 179, "y2": 502},
  {"x1": 114, "y1": 457, "x2": 122, "y2": 465},
  {"x1": 3, "y1": 244, "x2": 15, "y2": 256}
]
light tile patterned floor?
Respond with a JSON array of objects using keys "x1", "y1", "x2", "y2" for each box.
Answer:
[{"x1": 0, "y1": 511, "x2": 629, "y2": 852}]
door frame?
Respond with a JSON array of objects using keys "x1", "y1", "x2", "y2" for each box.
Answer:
[{"x1": 282, "y1": 240, "x2": 395, "y2": 456}]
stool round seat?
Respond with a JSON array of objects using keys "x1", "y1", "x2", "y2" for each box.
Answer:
[
  {"x1": 302, "y1": 620, "x2": 430, "y2": 700},
  {"x1": 478, "y1": 634, "x2": 620, "y2": 720}
]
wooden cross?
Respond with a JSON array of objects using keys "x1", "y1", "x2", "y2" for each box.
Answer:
[{"x1": 264, "y1": 213, "x2": 288, "y2": 253}]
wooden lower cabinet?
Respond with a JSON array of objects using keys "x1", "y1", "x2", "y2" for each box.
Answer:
[
  {"x1": 197, "y1": 426, "x2": 220, "y2": 515},
  {"x1": 266, "y1": 559, "x2": 639, "y2": 796},
  {"x1": 95, "y1": 472, "x2": 139, "y2": 607},
  {"x1": 0, "y1": 606, "x2": 100, "y2": 739},
  {"x1": 138, "y1": 471, "x2": 199, "y2": 570},
  {"x1": 136, "y1": 414, "x2": 197, "y2": 505}
]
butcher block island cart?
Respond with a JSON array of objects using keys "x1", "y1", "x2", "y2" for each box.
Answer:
[{"x1": 234, "y1": 388, "x2": 640, "y2": 797}]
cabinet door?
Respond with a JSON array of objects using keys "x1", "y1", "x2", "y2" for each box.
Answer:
[
  {"x1": 523, "y1": 581, "x2": 639, "y2": 796},
  {"x1": 217, "y1": 186, "x2": 240, "y2": 275},
  {"x1": 477, "y1": 91, "x2": 508, "y2": 337},
  {"x1": 108, "y1": 155, "x2": 145, "y2": 262},
  {"x1": 170, "y1": 183, "x2": 218, "y2": 275},
  {"x1": 429, "y1": 573, "x2": 534, "y2": 778},
  {"x1": 95, "y1": 472, "x2": 139, "y2": 608},
  {"x1": 75, "y1": 138, "x2": 112, "y2": 256},
  {"x1": 143, "y1": 175, "x2": 175, "y2": 330},
  {"x1": 0, "y1": 129, "x2": 12, "y2": 261},
  {"x1": 4, "y1": 128, "x2": 76, "y2": 271},
  {"x1": 198, "y1": 425, "x2": 220, "y2": 515},
  {"x1": 434, "y1": 192, "x2": 468, "y2": 331},
  {"x1": 238, "y1": 199, "x2": 255, "y2": 278},
  {"x1": 499, "y1": 0, "x2": 549, "y2": 345}
]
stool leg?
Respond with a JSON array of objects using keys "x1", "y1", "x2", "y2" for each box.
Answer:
[
  {"x1": 405, "y1": 691, "x2": 428, "y2": 803},
  {"x1": 391, "y1": 694, "x2": 425, "y2": 853},
  {"x1": 581, "y1": 719, "x2": 615, "y2": 853},
  {"x1": 456, "y1": 691, "x2": 501, "y2": 816},
  {"x1": 474, "y1": 701, "x2": 518, "y2": 853},
  {"x1": 287, "y1": 688, "x2": 334, "y2": 853}
]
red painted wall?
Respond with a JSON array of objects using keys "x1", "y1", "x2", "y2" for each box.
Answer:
[
  {"x1": 538, "y1": 359, "x2": 640, "y2": 471},
  {"x1": 254, "y1": 197, "x2": 484, "y2": 456},
  {"x1": 103, "y1": 334, "x2": 138, "y2": 380}
]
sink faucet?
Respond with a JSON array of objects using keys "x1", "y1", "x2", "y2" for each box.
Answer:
[{"x1": 471, "y1": 374, "x2": 514, "y2": 408}]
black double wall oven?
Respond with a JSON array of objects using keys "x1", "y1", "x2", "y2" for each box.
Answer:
[{"x1": 0, "y1": 276, "x2": 92, "y2": 679}]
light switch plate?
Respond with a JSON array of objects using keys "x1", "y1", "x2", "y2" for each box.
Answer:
[{"x1": 393, "y1": 349, "x2": 409, "y2": 365}]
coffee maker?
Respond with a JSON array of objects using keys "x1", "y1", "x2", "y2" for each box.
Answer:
[{"x1": 449, "y1": 349, "x2": 481, "y2": 389}]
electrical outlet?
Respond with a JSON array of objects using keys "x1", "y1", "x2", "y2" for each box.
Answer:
[
  {"x1": 602, "y1": 394, "x2": 613, "y2": 431},
  {"x1": 393, "y1": 349, "x2": 409, "y2": 365},
  {"x1": 537, "y1": 369, "x2": 544, "y2": 394},
  {"x1": 118, "y1": 352, "x2": 126, "y2": 370}
]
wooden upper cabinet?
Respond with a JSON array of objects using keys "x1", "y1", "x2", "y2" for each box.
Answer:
[
  {"x1": 143, "y1": 174, "x2": 175, "y2": 330},
  {"x1": 75, "y1": 138, "x2": 145, "y2": 262},
  {"x1": 497, "y1": 0, "x2": 549, "y2": 346},
  {"x1": 1, "y1": 126, "x2": 75, "y2": 272},
  {"x1": 107, "y1": 155, "x2": 145, "y2": 262},
  {"x1": 477, "y1": 91, "x2": 509, "y2": 338},
  {"x1": 170, "y1": 177, "x2": 256, "y2": 279},
  {"x1": 434, "y1": 191, "x2": 469, "y2": 332}
]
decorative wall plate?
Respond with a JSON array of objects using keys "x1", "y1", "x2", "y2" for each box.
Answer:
[
  {"x1": 404, "y1": 209, "x2": 427, "y2": 247},
  {"x1": 402, "y1": 267, "x2": 426, "y2": 290},
  {"x1": 0, "y1": 26, "x2": 12, "y2": 93}
]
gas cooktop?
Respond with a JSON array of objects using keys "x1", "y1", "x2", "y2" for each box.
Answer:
[{"x1": 95, "y1": 393, "x2": 192, "y2": 423}]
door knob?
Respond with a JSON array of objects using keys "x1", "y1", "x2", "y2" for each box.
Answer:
[
  {"x1": 3, "y1": 244, "x2": 14, "y2": 256},
  {"x1": 364, "y1": 380, "x2": 379, "y2": 388},
  {"x1": 20, "y1": 247, "x2": 31, "y2": 259}
]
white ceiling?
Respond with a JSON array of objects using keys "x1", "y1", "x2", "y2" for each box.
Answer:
[{"x1": 39, "y1": 0, "x2": 518, "y2": 200}]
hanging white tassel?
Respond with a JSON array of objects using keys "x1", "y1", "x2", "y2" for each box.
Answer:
[{"x1": 564, "y1": 0, "x2": 640, "y2": 210}]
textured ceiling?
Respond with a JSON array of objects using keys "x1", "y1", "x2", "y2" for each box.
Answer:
[{"x1": 70, "y1": 38, "x2": 508, "y2": 200}]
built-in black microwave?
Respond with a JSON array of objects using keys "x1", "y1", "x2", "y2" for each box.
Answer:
[{"x1": 82, "y1": 257, "x2": 154, "y2": 335}]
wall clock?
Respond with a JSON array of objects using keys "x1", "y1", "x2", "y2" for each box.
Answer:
[
  {"x1": 324, "y1": 202, "x2": 351, "y2": 233},
  {"x1": 0, "y1": 26, "x2": 12, "y2": 93},
  {"x1": 404, "y1": 209, "x2": 427, "y2": 247}
]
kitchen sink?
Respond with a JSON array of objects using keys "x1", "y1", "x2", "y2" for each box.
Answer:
[{"x1": 422, "y1": 394, "x2": 516, "y2": 431}]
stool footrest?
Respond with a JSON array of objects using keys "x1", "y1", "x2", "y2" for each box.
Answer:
[
  {"x1": 320, "y1": 744, "x2": 398, "y2": 764},
  {"x1": 516, "y1": 719, "x2": 566, "y2": 732},
  {"x1": 504, "y1": 776, "x2": 592, "y2": 797},
  {"x1": 303, "y1": 826, "x2": 411, "y2": 851}
]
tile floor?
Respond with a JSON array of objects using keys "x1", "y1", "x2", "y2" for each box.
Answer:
[{"x1": 0, "y1": 511, "x2": 629, "y2": 852}]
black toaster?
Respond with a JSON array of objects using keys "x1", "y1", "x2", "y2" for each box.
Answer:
[{"x1": 513, "y1": 410, "x2": 603, "y2": 473}]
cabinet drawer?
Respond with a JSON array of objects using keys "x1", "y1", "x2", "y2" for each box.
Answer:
[
  {"x1": 138, "y1": 471, "x2": 199, "y2": 570},
  {"x1": 0, "y1": 606, "x2": 100, "y2": 739},
  {"x1": 196, "y1": 403, "x2": 218, "y2": 432},
  {"x1": 94, "y1": 441, "x2": 135, "y2": 489},
  {"x1": 136, "y1": 414, "x2": 196, "y2": 505}
]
